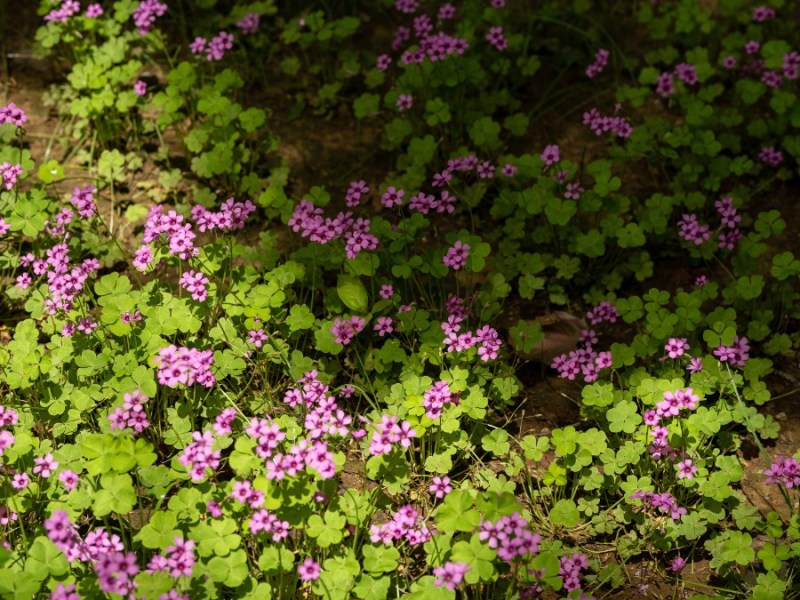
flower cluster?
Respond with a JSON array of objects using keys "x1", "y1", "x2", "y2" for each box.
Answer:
[
  {"x1": 265, "y1": 438, "x2": 337, "y2": 480},
  {"x1": 664, "y1": 337, "x2": 690, "y2": 359},
  {"x1": 345, "y1": 180, "x2": 369, "y2": 207},
  {"x1": 559, "y1": 552, "x2": 590, "y2": 592},
  {"x1": 249, "y1": 509, "x2": 291, "y2": 540},
  {"x1": 289, "y1": 200, "x2": 379, "y2": 259},
  {"x1": 423, "y1": 380, "x2": 459, "y2": 419},
  {"x1": 582, "y1": 107, "x2": 633, "y2": 138},
  {"x1": 179, "y1": 270, "x2": 210, "y2": 302},
  {"x1": 551, "y1": 331, "x2": 612, "y2": 383},
  {"x1": 191, "y1": 198, "x2": 256, "y2": 232},
  {"x1": 443, "y1": 241, "x2": 470, "y2": 270},
  {"x1": 95, "y1": 551, "x2": 139, "y2": 596},
  {"x1": 147, "y1": 537, "x2": 196, "y2": 578},
  {"x1": 752, "y1": 5, "x2": 776, "y2": 21},
  {"x1": 0, "y1": 405, "x2": 18, "y2": 457},
  {"x1": 331, "y1": 315, "x2": 366, "y2": 345},
  {"x1": 44, "y1": 0, "x2": 80, "y2": 24},
  {"x1": 237, "y1": 12, "x2": 260, "y2": 35},
  {"x1": 433, "y1": 561, "x2": 470, "y2": 590},
  {"x1": 485, "y1": 26, "x2": 507, "y2": 51},
  {"x1": 136, "y1": 206, "x2": 199, "y2": 268},
  {"x1": 0, "y1": 102, "x2": 27, "y2": 127},
  {"x1": 586, "y1": 48, "x2": 609, "y2": 78},
  {"x1": 69, "y1": 185, "x2": 97, "y2": 218},
  {"x1": 479, "y1": 513, "x2": 542, "y2": 562},
  {"x1": 0, "y1": 162, "x2": 21, "y2": 190},
  {"x1": 132, "y1": 0, "x2": 167, "y2": 35},
  {"x1": 763, "y1": 456, "x2": 800, "y2": 488},
  {"x1": 759, "y1": 146, "x2": 783, "y2": 166},
  {"x1": 190, "y1": 31, "x2": 235, "y2": 61},
  {"x1": 179, "y1": 431, "x2": 222, "y2": 481},
  {"x1": 713, "y1": 335, "x2": 750, "y2": 367},
  {"x1": 370, "y1": 505, "x2": 431, "y2": 545},
  {"x1": 676, "y1": 213, "x2": 711, "y2": 245},
  {"x1": 154, "y1": 345, "x2": 216, "y2": 387},
  {"x1": 714, "y1": 196, "x2": 743, "y2": 250},
  {"x1": 630, "y1": 490, "x2": 687, "y2": 520},
  {"x1": 108, "y1": 389, "x2": 150, "y2": 434},
  {"x1": 369, "y1": 414, "x2": 417, "y2": 456}
]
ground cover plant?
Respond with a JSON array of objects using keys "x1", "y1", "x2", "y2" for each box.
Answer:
[{"x1": 0, "y1": 0, "x2": 799, "y2": 598}]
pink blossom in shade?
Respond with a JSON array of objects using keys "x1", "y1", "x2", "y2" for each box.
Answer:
[
  {"x1": 564, "y1": 181, "x2": 584, "y2": 199},
  {"x1": 396, "y1": 94, "x2": 413, "y2": 111},
  {"x1": 656, "y1": 72, "x2": 675, "y2": 97},
  {"x1": 745, "y1": 40, "x2": 761, "y2": 55},
  {"x1": 476, "y1": 161, "x2": 495, "y2": 179},
  {"x1": 586, "y1": 48, "x2": 610, "y2": 78},
  {"x1": 236, "y1": 12, "x2": 260, "y2": 34},
  {"x1": 752, "y1": 5, "x2": 776, "y2": 21},
  {"x1": 0, "y1": 102, "x2": 28, "y2": 127},
  {"x1": 485, "y1": 26, "x2": 507, "y2": 51},
  {"x1": 85, "y1": 3, "x2": 104, "y2": 18},
  {"x1": 491, "y1": 0, "x2": 506, "y2": 7},
  {"x1": 582, "y1": 106, "x2": 633, "y2": 138},
  {"x1": 331, "y1": 316, "x2": 366, "y2": 346},
  {"x1": 670, "y1": 556, "x2": 687, "y2": 573},
  {"x1": 204, "y1": 31, "x2": 235, "y2": 62},
  {"x1": 761, "y1": 69, "x2": 783, "y2": 88},
  {"x1": 759, "y1": 146, "x2": 783, "y2": 166},
  {"x1": 674, "y1": 63, "x2": 698, "y2": 85},
  {"x1": 586, "y1": 301, "x2": 618, "y2": 325},
  {"x1": 379, "y1": 284, "x2": 394, "y2": 299},
  {"x1": 132, "y1": 0, "x2": 167, "y2": 36},
  {"x1": 189, "y1": 37, "x2": 207, "y2": 54},
  {"x1": 429, "y1": 476, "x2": 452, "y2": 499},
  {"x1": 433, "y1": 561, "x2": 470, "y2": 590},
  {"x1": 559, "y1": 552, "x2": 590, "y2": 592},
  {"x1": 722, "y1": 55, "x2": 737, "y2": 69},
  {"x1": 206, "y1": 501, "x2": 223, "y2": 518},
  {"x1": 665, "y1": 338, "x2": 690, "y2": 358},
  {"x1": 782, "y1": 51, "x2": 800, "y2": 80},
  {"x1": 501, "y1": 163, "x2": 518, "y2": 177},
  {"x1": 443, "y1": 241, "x2": 470, "y2": 270},
  {"x1": 676, "y1": 459, "x2": 698, "y2": 480},
  {"x1": 133, "y1": 80, "x2": 147, "y2": 96},
  {"x1": 380, "y1": 187, "x2": 404, "y2": 208},
  {"x1": 438, "y1": 3, "x2": 456, "y2": 19},
  {"x1": 16, "y1": 273, "x2": 31, "y2": 289},
  {"x1": 713, "y1": 335, "x2": 750, "y2": 368},
  {"x1": 59, "y1": 469, "x2": 79, "y2": 491},
  {"x1": 297, "y1": 558, "x2": 321, "y2": 582},
  {"x1": 11, "y1": 473, "x2": 29, "y2": 490},
  {"x1": 61, "y1": 323, "x2": 76, "y2": 337},
  {"x1": 764, "y1": 456, "x2": 800, "y2": 488},
  {"x1": 0, "y1": 218, "x2": 9, "y2": 235},
  {"x1": 0, "y1": 162, "x2": 22, "y2": 190},
  {"x1": 373, "y1": 316, "x2": 394, "y2": 337},
  {"x1": 33, "y1": 454, "x2": 59, "y2": 478},
  {"x1": 540, "y1": 144, "x2": 560, "y2": 166},
  {"x1": 179, "y1": 270, "x2": 209, "y2": 302},
  {"x1": 69, "y1": 185, "x2": 97, "y2": 218},
  {"x1": 376, "y1": 54, "x2": 392, "y2": 71},
  {"x1": 345, "y1": 180, "x2": 369, "y2": 207},
  {"x1": 677, "y1": 213, "x2": 711, "y2": 245}
]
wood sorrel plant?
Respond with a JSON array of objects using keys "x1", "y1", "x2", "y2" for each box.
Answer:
[{"x1": 0, "y1": 0, "x2": 798, "y2": 598}]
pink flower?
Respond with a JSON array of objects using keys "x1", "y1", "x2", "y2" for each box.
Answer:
[
  {"x1": 443, "y1": 241, "x2": 470, "y2": 270},
  {"x1": 33, "y1": 454, "x2": 59, "y2": 478},
  {"x1": 297, "y1": 558, "x2": 320, "y2": 582},
  {"x1": 133, "y1": 80, "x2": 147, "y2": 96}
]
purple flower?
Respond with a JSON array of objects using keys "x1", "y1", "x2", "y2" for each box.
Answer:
[
  {"x1": 373, "y1": 316, "x2": 394, "y2": 337},
  {"x1": 485, "y1": 26, "x2": 507, "y2": 51},
  {"x1": 443, "y1": 241, "x2": 470, "y2": 270},
  {"x1": 676, "y1": 459, "x2": 698, "y2": 480},
  {"x1": 0, "y1": 102, "x2": 28, "y2": 127},
  {"x1": 586, "y1": 48, "x2": 609, "y2": 78},
  {"x1": 331, "y1": 316, "x2": 366, "y2": 345},
  {"x1": 670, "y1": 556, "x2": 687, "y2": 573},
  {"x1": 433, "y1": 561, "x2": 470, "y2": 590},
  {"x1": 428, "y1": 476, "x2": 452, "y2": 499},
  {"x1": 237, "y1": 12, "x2": 260, "y2": 35},
  {"x1": 133, "y1": 80, "x2": 147, "y2": 96},
  {"x1": 132, "y1": 0, "x2": 167, "y2": 36},
  {"x1": 396, "y1": 94, "x2": 413, "y2": 111},
  {"x1": 298, "y1": 558, "x2": 321, "y2": 581},
  {"x1": 664, "y1": 338, "x2": 689, "y2": 358},
  {"x1": 540, "y1": 144, "x2": 560, "y2": 166},
  {"x1": 179, "y1": 270, "x2": 209, "y2": 302},
  {"x1": 33, "y1": 453, "x2": 59, "y2": 478},
  {"x1": 764, "y1": 456, "x2": 800, "y2": 488}
]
